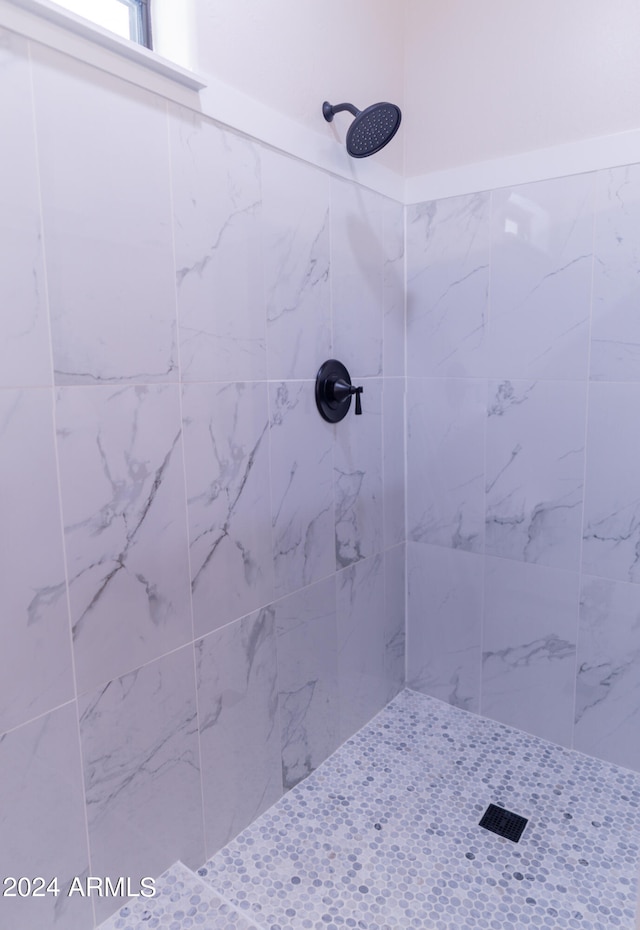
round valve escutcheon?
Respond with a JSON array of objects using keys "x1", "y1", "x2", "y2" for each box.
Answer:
[{"x1": 315, "y1": 359, "x2": 363, "y2": 423}]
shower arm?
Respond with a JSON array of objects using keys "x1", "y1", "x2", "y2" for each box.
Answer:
[{"x1": 322, "y1": 102, "x2": 360, "y2": 122}]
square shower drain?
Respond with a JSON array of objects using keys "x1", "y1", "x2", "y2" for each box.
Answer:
[{"x1": 479, "y1": 803, "x2": 528, "y2": 842}]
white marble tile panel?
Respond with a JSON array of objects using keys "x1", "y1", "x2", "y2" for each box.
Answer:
[
  {"x1": 384, "y1": 543, "x2": 406, "y2": 701},
  {"x1": 383, "y1": 377, "x2": 405, "y2": 550},
  {"x1": 485, "y1": 379, "x2": 587, "y2": 571},
  {"x1": 0, "y1": 389, "x2": 74, "y2": 732},
  {"x1": 489, "y1": 173, "x2": 594, "y2": 380},
  {"x1": 273, "y1": 576, "x2": 339, "y2": 789},
  {"x1": 331, "y1": 178, "x2": 385, "y2": 378},
  {"x1": 31, "y1": 46, "x2": 177, "y2": 384},
  {"x1": 169, "y1": 109, "x2": 265, "y2": 382},
  {"x1": 0, "y1": 704, "x2": 92, "y2": 930},
  {"x1": 336, "y1": 554, "x2": 387, "y2": 742},
  {"x1": 582, "y1": 382, "x2": 640, "y2": 584},
  {"x1": 269, "y1": 381, "x2": 335, "y2": 598},
  {"x1": 406, "y1": 377, "x2": 486, "y2": 553},
  {"x1": 574, "y1": 575, "x2": 640, "y2": 770},
  {"x1": 262, "y1": 148, "x2": 331, "y2": 380},
  {"x1": 482, "y1": 556, "x2": 579, "y2": 746},
  {"x1": 182, "y1": 381, "x2": 273, "y2": 638},
  {"x1": 407, "y1": 541, "x2": 482, "y2": 712},
  {"x1": 56, "y1": 385, "x2": 192, "y2": 694},
  {"x1": 591, "y1": 164, "x2": 640, "y2": 381},
  {"x1": 79, "y1": 646, "x2": 204, "y2": 923},
  {"x1": 334, "y1": 377, "x2": 383, "y2": 568},
  {"x1": 406, "y1": 193, "x2": 490, "y2": 379},
  {"x1": 196, "y1": 608, "x2": 282, "y2": 857},
  {"x1": 382, "y1": 196, "x2": 405, "y2": 378},
  {"x1": 0, "y1": 31, "x2": 52, "y2": 388}
]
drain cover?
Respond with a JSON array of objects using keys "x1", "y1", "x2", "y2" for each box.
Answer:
[{"x1": 479, "y1": 804, "x2": 528, "y2": 842}]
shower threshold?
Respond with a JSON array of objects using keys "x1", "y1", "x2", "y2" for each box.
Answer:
[{"x1": 99, "y1": 688, "x2": 640, "y2": 930}]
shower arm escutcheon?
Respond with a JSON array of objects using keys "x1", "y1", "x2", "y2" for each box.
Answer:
[{"x1": 315, "y1": 359, "x2": 363, "y2": 423}]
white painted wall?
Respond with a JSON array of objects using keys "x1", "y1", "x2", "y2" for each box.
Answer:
[
  {"x1": 189, "y1": 0, "x2": 406, "y2": 174},
  {"x1": 404, "y1": 0, "x2": 640, "y2": 176}
]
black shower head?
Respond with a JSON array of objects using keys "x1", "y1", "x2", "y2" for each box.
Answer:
[{"x1": 322, "y1": 100, "x2": 401, "y2": 158}]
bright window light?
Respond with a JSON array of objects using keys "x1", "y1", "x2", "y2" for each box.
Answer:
[{"x1": 53, "y1": 0, "x2": 150, "y2": 46}]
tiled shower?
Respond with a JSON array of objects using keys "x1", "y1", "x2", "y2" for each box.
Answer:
[
  {"x1": 2, "y1": 16, "x2": 640, "y2": 930},
  {"x1": 405, "y1": 171, "x2": 640, "y2": 773},
  {"x1": 1, "y1": 32, "x2": 404, "y2": 930}
]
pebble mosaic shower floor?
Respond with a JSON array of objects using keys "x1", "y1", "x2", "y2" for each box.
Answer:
[{"x1": 100, "y1": 689, "x2": 640, "y2": 930}]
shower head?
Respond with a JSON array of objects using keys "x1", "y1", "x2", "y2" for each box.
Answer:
[{"x1": 322, "y1": 100, "x2": 401, "y2": 158}]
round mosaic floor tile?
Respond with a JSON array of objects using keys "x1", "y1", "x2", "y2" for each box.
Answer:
[
  {"x1": 99, "y1": 691, "x2": 640, "y2": 930},
  {"x1": 198, "y1": 690, "x2": 640, "y2": 930},
  {"x1": 98, "y1": 862, "x2": 266, "y2": 930}
]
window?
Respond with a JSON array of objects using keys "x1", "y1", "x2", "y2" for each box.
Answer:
[{"x1": 53, "y1": 0, "x2": 151, "y2": 48}]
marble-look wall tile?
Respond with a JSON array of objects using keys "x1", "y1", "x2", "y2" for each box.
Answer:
[
  {"x1": 489, "y1": 173, "x2": 594, "y2": 380},
  {"x1": 269, "y1": 381, "x2": 334, "y2": 597},
  {"x1": 197, "y1": 608, "x2": 282, "y2": 857},
  {"x1": 262, "y1": 149, "x2": 331, "y2": 380},
  {"x1": 382, "y1": 196, "x2": 405, "y2": 377},
  {"x1": 273, "y1": 577, "x2": 339, "y2": 789},
  {"x1": 591, "y1": 164, "x2": 640, "y2": 381},
  {"x1": 482, "y1": 556, "x2": 579, "y2": 746},
  {"x1": 574, "y1": 575, "x2": 640, "y2": 770},
  {"x1": 331, "y1": 178, "x2": 385, "y2": 378},
  {"x1": 182, "y1": 382, "x2": 273, "y2": 638},
  {"x1": 485, "y1": 379, "x2": 586, "y2": 571},
  {"x1": 384, "y1": 543, "x2": 406, "y2": 701},
  {"x1": 407, "y1": 377, "x2": 485, "y2": 553},
  {"x1": 335, "y1": 378, "x2": 383, "y2": 568},
  {"x1": 582, "y1": 382, "x2": 640, "y2": 584},
  {"x1": 79, "y1": 646, "x2": 204, "y2": 922},
  {"x1": 0, "y1": 704, "x2": 92, "y2": 930},
  {"x1": 406, "y1": 193, "x2": 490, "y2": 379},
  {"x1": 56, "y1": 385, "x2": 192, "y2": 694},
  {"x1": 31, "y1": 47, "x2": 177, "y2": 385},
  {"x1": 407, "y1": 541, "x2": 482, "y2": 712},
  {"x1": 0, "y1": 389, "x2": 73, "y2": 732},
  {"x1": 336, "y1": 554, "x2": 387, "y2": 742},
  {"x1": 169, "y1": 109, "x2": 265, "y2": 382},
  {"x1": 0, "y1": 32, "x2": 52, "y2": 388},
  {"x1": 383, "y1": 377, "x2": 405, "y2": 550}
]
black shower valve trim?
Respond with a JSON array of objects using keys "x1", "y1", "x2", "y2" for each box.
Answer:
[{"x1": 315, "y1": 359, "x2": 364, "y2": 423}]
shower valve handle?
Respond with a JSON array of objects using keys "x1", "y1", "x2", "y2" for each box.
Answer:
[
  {"x1": 332, "y1": 379, "x2": 363, "y2": 415},
  {"x1": 315, "y1": 360, "x2": 363, "y2": 423}
]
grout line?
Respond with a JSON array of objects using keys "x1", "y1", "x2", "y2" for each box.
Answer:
[
  {"x1": 479, "y1": 190, "x2": 493, "y2": 718},
  {"x1": 25, "y1": 34, "x2": 97, "y2": 929},
  {"x1": 260, "y1": 151, "x2": 287, "y2": 789},
  {"x1": 403, "y1": 200, "x2": 409, "y2": 689},
  {"x1": 165, "y1": 98, "x2": 209, "y2": 863},
  {"x1": 183, "y1": 864, "x2": 270, "y2": 930},
  {"x1": 571, "y1": 170, "x2": 599, "y2": 752},
  {"x1": 58, "y1": 545, "x2": 404, "y2": 711}
]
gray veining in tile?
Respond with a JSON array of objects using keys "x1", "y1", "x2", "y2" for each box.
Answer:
[
  {"x1": 79, "y1": 646, "x2": 204, "y2": 922},
  {"x1": 56, "y1": 384, "x2": 192, "y2": 694},
  {"x1": 183, "y1": 381, "x2": 273, "y2": 637},
  {"x1": 196, "y1": 608, "x2": 282, "y2": 858},
  {"x1": 406, "y1": 193, "x2": 490, "y2": 379},
  {"x1": 485, "y1": 379, "x2": 586, "y2": 571},
  {"x1": 0, "y1": 704, "x2": 92, "y2": 930},
  {"x1": 273, "y1": 576, "x2": 339, "y2": 789}
]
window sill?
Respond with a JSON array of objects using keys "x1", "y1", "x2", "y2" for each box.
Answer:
[{"x1": 1, "y1": 0, "x2": 206, "y2": 92}]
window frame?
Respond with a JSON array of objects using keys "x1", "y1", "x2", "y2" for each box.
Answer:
[
  {"x1": 1, "y1": 0, "x2": 206, "y2": 92},
  {"x1": 124, "y1": 0, "x2": 152, "y2": 49}
]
